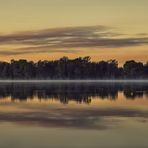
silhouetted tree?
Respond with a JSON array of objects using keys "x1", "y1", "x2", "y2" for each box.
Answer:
[
  {"x1": 0, "y1": 57, "x2": 147, "y2": 79},
  {"x1": 123, "y1": 60, "x2": 144, "y2": 78}
]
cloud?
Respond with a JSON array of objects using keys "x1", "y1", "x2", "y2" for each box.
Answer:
[
  {"x1": 0, "y1": 25, "x2": 148, "y2": 55},
  {"x1": 0, "y1": 48, "x2": 79, "y2": 56}
]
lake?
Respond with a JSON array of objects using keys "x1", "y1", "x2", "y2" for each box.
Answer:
[{"x1": 0, "y1": 81, "x2": 148, "y2": 148}]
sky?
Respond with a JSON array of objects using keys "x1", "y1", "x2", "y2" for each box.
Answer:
[{"x1": 0, "y1": 0, "x2": 148, "y2": 64}]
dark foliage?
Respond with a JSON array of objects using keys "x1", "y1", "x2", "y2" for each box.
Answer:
[{"x1": 0, "y1": 56, "x2": 147, "y2": 79}]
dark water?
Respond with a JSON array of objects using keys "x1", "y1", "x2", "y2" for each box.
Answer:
[{"x1": 0, "y1": 82, "x2": 148, "y2": 148}]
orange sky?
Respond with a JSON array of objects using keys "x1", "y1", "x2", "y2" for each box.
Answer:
[{"x1": 0, "y1": 0, "x2": 147, "y2": 64}]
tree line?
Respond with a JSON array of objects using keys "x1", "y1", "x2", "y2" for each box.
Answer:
[{"x1": 0, "y1": 56, "x2": 147, "y2": 79}]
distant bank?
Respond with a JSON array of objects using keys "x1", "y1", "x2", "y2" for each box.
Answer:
[{"x1": 0, "y1": 57, "x2": 147, "y2": 79}]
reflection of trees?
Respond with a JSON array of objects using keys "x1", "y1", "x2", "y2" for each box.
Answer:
[
  {"x1": 124, "y1": 90, "x2": 144, "y2": 99},
  {"x1": 123, "y1": 84, "x2": 148, "y2": 99},
  {"x1": 0, "y1": 83, "x2": 147, "y2": 103}
]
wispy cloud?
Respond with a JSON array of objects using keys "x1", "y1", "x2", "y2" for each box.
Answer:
[{"x1": 0, "y1": 25, "x2": 148, "y2": 55}]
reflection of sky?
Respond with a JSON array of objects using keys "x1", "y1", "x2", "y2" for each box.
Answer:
[
  {"x1": 0, "y1": 119, "x2": 147, "y2": 148},
  {"x1": 0, "y1": 105, "x2": 148, "y2": 130},
  {"x1": 0, "y1": 84, "x2": 147, "y2": 148},
  {"x1": 0, "y1": 103, "x2": 148, "y2": 148},
  {"x1": 0, "y1": 92, "x2": 148, "y2": 130},
  {"x1": 0, "y1": 83, "x2": 147, "y2": 130}
]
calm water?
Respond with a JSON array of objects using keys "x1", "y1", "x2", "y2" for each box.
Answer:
[{"x1": 0, "y1": 82, "x2": 148, "y2": 148}]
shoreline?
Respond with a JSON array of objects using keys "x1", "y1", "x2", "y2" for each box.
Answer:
[{"x1": 0, "y1": 79, "x2": 148, "y2": 83}]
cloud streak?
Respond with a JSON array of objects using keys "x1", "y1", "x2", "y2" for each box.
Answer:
[{"x1": 0, "y1": 25, "x2": 148, "y2": 55}]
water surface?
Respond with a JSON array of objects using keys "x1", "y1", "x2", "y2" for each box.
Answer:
[{"x1": 0, "y1": 82, "x2": 148, "y2": 148}]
